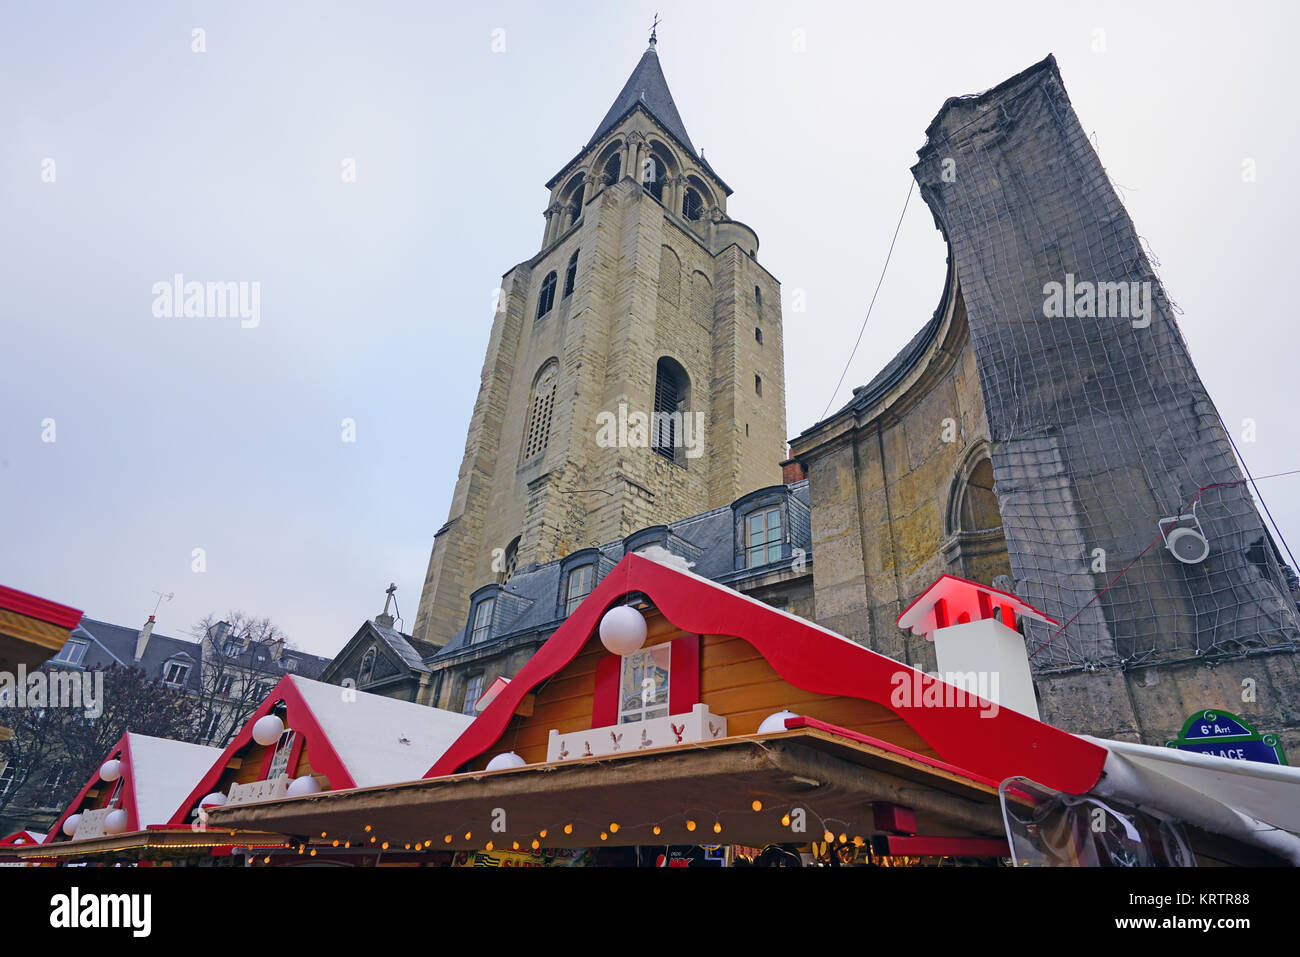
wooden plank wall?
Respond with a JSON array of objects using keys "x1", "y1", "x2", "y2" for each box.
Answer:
[{"x1": 464, "y1": 608, "x2": 937, "y2": 770}]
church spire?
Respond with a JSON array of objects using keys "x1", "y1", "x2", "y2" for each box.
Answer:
[{"x1": 587, "y1": 28, "x2": 695, "y2": 155}]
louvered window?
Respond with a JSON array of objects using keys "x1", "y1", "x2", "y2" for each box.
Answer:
[
  {"x1": 522, "y1": 363, "x2": 558, "y2": 461},
  {"x1": 653, "y1": 367, "x2": 679, "y2": 459}
]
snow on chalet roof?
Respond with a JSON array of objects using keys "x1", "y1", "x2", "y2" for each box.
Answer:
[
  {"x1": 288, "y1": 675, "x2": 475, "y2": 787},
  {"x1": 126, "y1": 733, "x2": 224, "y2": 828}
]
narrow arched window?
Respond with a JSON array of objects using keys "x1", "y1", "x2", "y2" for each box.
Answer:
[
  {"x1": 653, "y1": 357, "x2": 690, "y2": 463},
  {"x1": 563, "y1": 249, "x2": 579, "y2": 298},
  {"x1": 536, "y1": 271, "x2": 557, "y2": 320},
  {"x1": 642, "y1": 155, "x2": 666, "y2": 202},
  {"x1": 755, "y1": 327, "x2": 763, "y2": 344},
  {"x1": 565, "y1": 177, "x2": 585, "y2": 224},
  {"x1": 755, "y1": 285, "x2": 762, "y2": 316},
  {"x1": 682, "y1": 187, "x2": 703, "y2": 221},
  {"x1": 959, "y1": 459, "x2": 1001, "y2": 532},
  {"x1": 603, "y1": 152, "x2": 621, "y2": 186},
  {"x1": 522, "y1": 361, "x2": 558, "y2": 461},
  {"x1": 755, "y1": 374, "x2": 763, "y2": 397}
]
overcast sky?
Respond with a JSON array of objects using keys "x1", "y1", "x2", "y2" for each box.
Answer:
[{"x1": 3, "y1": 1, "x2": 1297, "y2": 658}]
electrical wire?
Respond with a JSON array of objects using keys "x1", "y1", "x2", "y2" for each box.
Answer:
[{"x1": 819, "y1": 179, "x2": 916, "y2": 422}]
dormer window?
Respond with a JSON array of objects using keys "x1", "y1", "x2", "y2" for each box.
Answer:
[
  {"x1": 51, "y1": 638, "x2": 88, "y2": 666},
  {"x1": 162, "y1": 660, "x2": 191, "y2": 687},
  {"x1": 564, "y1": 563, "x2": 594, "y2": 616},
  {"x1": 470, "y1": 597, "x2": 495, "y2": 644},
  {"x1": 745, "y1": 506, "x2": 784, "y2": 568}
]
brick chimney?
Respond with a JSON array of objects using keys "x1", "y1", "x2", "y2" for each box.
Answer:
[
  {"x1": 780, "y1": 448, "x2": 807, "y2": 484},
  {"x1": 135, "y1": 615, "x2": 156, "y2": 661}
]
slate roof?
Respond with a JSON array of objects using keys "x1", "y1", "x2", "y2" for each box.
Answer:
[
  {"x1": 369, "y1": 621, "x2": 435, "y2": 674},
  {"x1": 68, "y1": 617, "x2": 329, "y2": 688},
  {"x1": 429, "y1": 480, "x2": 812, "y2": 662},
  {"x1": 73, "y1": 619, "x2": 205, "y2": 693},
  {"x1": 588, "y1": 39, "x2": 695, "y2": 155}
]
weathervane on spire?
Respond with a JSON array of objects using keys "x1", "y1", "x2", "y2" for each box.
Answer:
[{"x1": 649, "y1": 12, "x2": 660, "y2": 46}]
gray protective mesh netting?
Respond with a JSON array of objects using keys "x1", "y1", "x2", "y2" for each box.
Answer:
[{"x1": 911, "y1": 55, "x2": 1300, "y2": 671}]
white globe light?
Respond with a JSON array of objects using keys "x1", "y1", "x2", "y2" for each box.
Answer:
[
  {"x1": 99, "y1": 758, "x2": 122, "y2": 782},
  {"x1": 757, "y1": 710, "x2": 799, "y2": 734},
  {"x1": 200, "y1": 792, "x2": 226, "y2": 808},
  {"x1": 252, "y1": 714, "x2": 285, "y2": 746},
  {"x1": 104, "y1": 809, "x2": 129, "y2": 835},
  {"x1": 287, "y1": 775, "x2": 321, "y2": 797},
  {"x1": 63, "y1": 813, "x2": 82, "y2": 837},
  {"x1": 486, "y1": 751, "x2": 526, "y2": 771},
  {"x1": 599, "y1": 605, "x2": 647, "y2": 656}
]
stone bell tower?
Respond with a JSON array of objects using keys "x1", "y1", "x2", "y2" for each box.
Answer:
[{"x1": 413, "y1": 34, "x2": 786, "y2": 646}]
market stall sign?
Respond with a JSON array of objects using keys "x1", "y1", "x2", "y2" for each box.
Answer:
[{"x1": 1165, "y1": 710, "x2": 1287, "y2": 765}]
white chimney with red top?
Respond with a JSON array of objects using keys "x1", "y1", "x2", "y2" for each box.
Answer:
[{"x1": 897, "y1": 574, "x2": 1056, "y2": 721}]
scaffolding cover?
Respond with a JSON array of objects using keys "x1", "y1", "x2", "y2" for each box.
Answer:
[{"x1": 912, "y1": 55, "x2": 1299, "y2": 670}]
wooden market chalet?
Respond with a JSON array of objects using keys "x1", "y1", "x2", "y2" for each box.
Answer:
[{"x1": 13, "y1": 553, "x2": 1300, "y2": 867}]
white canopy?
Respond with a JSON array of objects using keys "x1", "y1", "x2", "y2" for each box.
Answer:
[{"x1": 1084, "y1": 735, "x2": 1300, "y2": 864}]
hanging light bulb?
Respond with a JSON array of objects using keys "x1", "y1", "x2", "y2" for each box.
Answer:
[
  {"x1": 599, "y1": 605, "x2": 647, "y2": 655},
  {"x1": 781, "y1": 813, "x2": 791, "y2": 827},
  {"x1": 652, "y1": 825, "x2": 661, "y2": 836},
  {"x1": 713, "y1": 822, "x2": 722, "y2": 834},
  {"x1": 685, "y1": 820, "x2": 696, "y2": 832},
  {"x1": 99, "y1": 758, "x2": 122, "y2": 782},
  {"x1": 751, "y1": 800, "x2": 763, "y2": 812},
  {"x1": 564, "y1": 824, "x2": 573, "y2": 835},
  {"x1": 252, "y1": 714, "x2": 285, "y2": 746}
]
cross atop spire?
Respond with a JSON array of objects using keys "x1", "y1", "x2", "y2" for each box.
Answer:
[
  {"x1": 587, "y1": 30, "x2": 696, "y2": 155},
  {"x1": 649, "y1": 12, "x2": 660, "y2": 47}
]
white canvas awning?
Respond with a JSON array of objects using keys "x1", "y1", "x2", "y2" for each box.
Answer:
[{"x1": 1084, "y1": 735, "x2": 1300, "y2": 864}]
